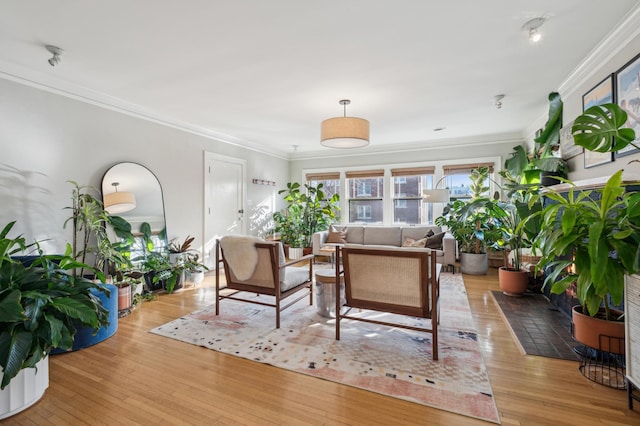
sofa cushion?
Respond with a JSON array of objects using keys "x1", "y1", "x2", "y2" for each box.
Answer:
[
  {"x1": 326, "y1": 225, "x2": 347, "y2": 244},
  {"x1": 402, "y1": 237, "x2": 427, "y2": 247},
  {"x1": 401, "y1": 226, "x2": 441, "y2": 243},
  {"x1": 344, "y1": 226, "x2": 364, "y2": 244},
  {"x1": 364, "y1": 227, "x2": 402, "y2": 246},
  {"x1": 425, "y1": 232, "x2": 445, "y2": 249}
]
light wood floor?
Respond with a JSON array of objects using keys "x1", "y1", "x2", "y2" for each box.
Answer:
[{"x1": 5, "y1": 268, "x2": 640, "y2": 425}]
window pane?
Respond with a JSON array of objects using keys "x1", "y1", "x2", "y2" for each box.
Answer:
[
  {"x1": 349, "y1": 177, "x2": 383, "y2": 199},
  {"x1": 349, "y1": 200, "x2": 382, "y2": 223},
  {"x1": 307, "y1": 178, "x2": 341, "y2": 222},
  {"x1": 446, "y1": 173, "x2": 474, "y2": 200},
  {"x1": 393, "y1": 199, "x2": 421, "y2": 224},
  {"x1": 348, "y1": 176, "x2": 384, "y2": 223},
  {"x1": 392, "y1": 174, "x2": 434, "y2": 224}
]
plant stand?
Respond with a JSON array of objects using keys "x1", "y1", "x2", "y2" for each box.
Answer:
[{"x1": 577, "y1": 338, "x2": 626, "y2": 389}]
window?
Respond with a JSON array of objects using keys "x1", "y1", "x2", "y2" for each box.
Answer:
[
  {"x1": 443, "y1": 163, "x2": 494, "y2": 201},
  {"x1": 346, "y1": 170, "x2": 384, "y2": 224},
  {"x1": 391, "y1": 166, "x2": 435, "y2": 224},
  {"x1": 306, "y1": 172, "x2": 341, "y2": 222}
]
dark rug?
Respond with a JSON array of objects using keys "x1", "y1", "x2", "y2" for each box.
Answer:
[{"x1": 491, "y1": 291, "x2": 579, "y2": 361}]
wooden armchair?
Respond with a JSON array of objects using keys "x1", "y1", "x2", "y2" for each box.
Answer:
[
  {"x1": 215, "y1": 236, "x2": 313, "y2": 328},
  {"x1": 335, "y1": 245, "x2": 441, "y2": 360}
]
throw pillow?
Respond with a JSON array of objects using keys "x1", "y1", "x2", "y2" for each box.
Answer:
[
  {"x1": 326, "y1": 226, "x2": 347, "y2": 244},
  {"x1": 425, "y1": 232, "x2": 445, "y2": 249},
  {"x1": 425, "y1": 229, "x2": 435, "y2": 238},
  {"x1": 402, "y1": 237, "x2": 427, "y2": 247}
]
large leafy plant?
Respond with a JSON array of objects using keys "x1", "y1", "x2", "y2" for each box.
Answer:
[
  {"x1": 532, "y1": 102, "x2": 640, "y2": 320},
  {"x1": 436, "y1": 167, "x2": 500, "y2": 254},
  {"x1": 0, "y1": 221, "x2": 109, "y2": 389},
  {"x1": 273, "y1": 182, "x2": 340, "y2": 248}
]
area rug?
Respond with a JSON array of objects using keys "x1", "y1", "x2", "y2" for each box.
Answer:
[
  {"x1": 490, "y1": 291, "x2": 579, "y2": 361},
  {"x1": 150, "y1": 273, "x2": 500, "y2": 424}
]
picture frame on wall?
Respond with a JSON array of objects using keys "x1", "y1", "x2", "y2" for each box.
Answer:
[
  {"x1": 559, "y1": 119, "x2": 582, "y2": 160},
  {"x1": 582, "y1": 74, "x2": 614, "y2": 168},
  {"x1": 615, "y1": 52, "x2": 640, "y2": 157}
]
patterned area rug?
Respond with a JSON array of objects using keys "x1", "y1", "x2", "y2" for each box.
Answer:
[{"x1": 150, "y1": 273, "x2": 500, "y2": 424}]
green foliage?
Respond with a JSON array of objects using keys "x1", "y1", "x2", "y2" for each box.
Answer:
[
  {"x1": 273, "y1": 182, "x2": 340, "y2": 248},
  {"x1": 435, "y1": 167, "x2": 501, "y2": 254},
  {"x1": 0, "y1": 221, "x2": 109, "y2": 389},
  {"x1": 572, "y1": 103, "x2": 638, "y2": 153},
  {"x1": 63, "y1": 181, "x2": 132, "y2": 279},
  {"x1": 533, "y1": 170, "x2": 640, "y2": 319}
]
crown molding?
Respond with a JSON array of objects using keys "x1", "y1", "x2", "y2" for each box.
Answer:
[
  {"x1": 290, "y1": 132, "x2": 523, "y2": 161},
  {"x1": 558, "y1": 3, "x2": 640, "y2": 101},
  {"x1": 0, "y1": 61, "x2": 288, "y2": 161}
]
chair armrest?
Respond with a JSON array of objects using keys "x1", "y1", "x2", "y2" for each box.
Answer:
[
  {"x1": 312, "y1": 231, "x2": 329, "y2": 255},
  {"x1": 282, "y1": 253, "x2": 314, "y2": 268},
  {"x1": 442, "y1": 233, "x2": 457, "y2": 266}
]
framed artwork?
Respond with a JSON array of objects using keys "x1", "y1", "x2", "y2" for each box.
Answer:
[
  {"x1": 559, "y1": 119, "x2": 582, "y2": 160},
  {"x1": 615, "y1": 52, "x2": 640, "y2": 157},
  {"x1": 582, "y1": 75, "x2": 614, "y2": 168}
]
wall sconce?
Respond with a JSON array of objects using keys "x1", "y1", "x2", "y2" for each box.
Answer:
[{"x1": 252, "y1": 178, "x2": 276, "y2": 186}]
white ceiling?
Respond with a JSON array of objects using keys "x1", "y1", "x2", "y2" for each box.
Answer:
[{"x1": 1, "y1": 1, "x2": 639, "y2": 157}]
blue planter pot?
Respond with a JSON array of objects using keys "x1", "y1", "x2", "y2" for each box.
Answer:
[{"x1": 50, "y1": 283, "x2": 118, "y2": 353}]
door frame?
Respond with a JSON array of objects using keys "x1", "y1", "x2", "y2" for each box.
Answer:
[{"x1": 203, "y1": 151, "x2": 247, "y2": 268}]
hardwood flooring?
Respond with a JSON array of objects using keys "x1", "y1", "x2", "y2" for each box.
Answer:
[{"x1": 5, "y1": 268, "x2": 640, "y2": 425}]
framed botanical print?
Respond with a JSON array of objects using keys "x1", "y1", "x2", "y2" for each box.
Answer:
[
  {"x1": 559, "y1": 119, "x2": 582, "y2": 160},
  {"x1": 582, "y1": 75, "x2": 614, "y2": 168},
  {"x1": 615, "y1": 52, "x2": 640, "y2": 157}
]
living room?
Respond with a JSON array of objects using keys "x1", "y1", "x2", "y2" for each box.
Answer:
[{"x1": 3, "y1": 1, "x2": 640, "y2": 424}]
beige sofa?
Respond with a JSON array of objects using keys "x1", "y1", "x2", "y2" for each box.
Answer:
[{"x1": 312, "y1": 225, "x2": 456, "y2": 271}]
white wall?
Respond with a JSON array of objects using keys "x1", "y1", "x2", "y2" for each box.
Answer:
[{"x1": 0, "y1": 78, "x2": 289, "y2": 255}]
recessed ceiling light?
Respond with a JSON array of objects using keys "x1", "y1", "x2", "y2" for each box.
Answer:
[
  {"x1": 433, "y1": 127, "x2": 446, "y2": 132},
  {"x1": 522, "y1": 17, "x2": 546, "y2": 43}
]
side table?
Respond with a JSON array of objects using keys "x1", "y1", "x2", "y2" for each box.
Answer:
[{"x1": 314, "y1": 269, "x2": 345, "y2": 318}]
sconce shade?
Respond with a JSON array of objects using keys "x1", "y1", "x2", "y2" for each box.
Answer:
[
  {"x1": 104, "y1": 191, "x2": 136, "y2": 214},
  {"x1": 422, "y1": 188, "x2": 450, "y2": 203}
]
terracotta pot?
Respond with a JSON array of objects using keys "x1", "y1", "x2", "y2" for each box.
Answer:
[
  {"x1": 117, "y1": 283, "x2": 132, "y2": 311},
  {"x1": 572, "y1": 305, "x2": 625, "y2": 355},
  {"x1": 498, "y1": 267, "x2": 528, "y2": 296}
]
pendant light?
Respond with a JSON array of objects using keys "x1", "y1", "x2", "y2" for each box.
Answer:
[{"x1": 321, "y1": 99, "x2": 370, "y2": 148}]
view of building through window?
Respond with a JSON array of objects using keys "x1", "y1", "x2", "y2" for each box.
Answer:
[
  {"x1": 392, "y1": 174, "x2": 434, "y2": 224},
  {"x1": 305, "y1": 164, "x2": 494, "y2": 225},
  {"x1": 347, "y1": 174, "x2": 384, "y2": 223}
]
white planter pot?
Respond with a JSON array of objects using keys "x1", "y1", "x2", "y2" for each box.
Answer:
[
  {"x1": 188, "y1": 270, "x2": 205, "y2": 287},
  {"x1": 288, "y1": 247, "x2": 303, "y2": 260},
  {"x1": 460, "y1": 252, "x2": 488, "y2": 275},
  {"x1": 0, "y1": 356, "x2": 49, "y2": 420}
]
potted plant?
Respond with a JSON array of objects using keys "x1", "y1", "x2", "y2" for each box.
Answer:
[
  {"x1": 436, "y1": 167, "x2": 500, "y2": 275},
  {"x1": 273, "y1": 182, "x2": 339, "y2": 258},
  {"x1": 531, "y1": 92, "x2": 569, "y2": 186},
  {"x1": 0, "y1": 221, "x2": 110, "y2": 418},
  {"x1": 166, "y1": 235, "x2": 207, "y2": 290},
  {"x1": 533, "y1": 102, "x2": 640, "y2": 354}
]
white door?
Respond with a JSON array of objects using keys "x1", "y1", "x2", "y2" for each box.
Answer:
[{"x1": 203, "y1": 152, "x2": 246, "y2": 269}]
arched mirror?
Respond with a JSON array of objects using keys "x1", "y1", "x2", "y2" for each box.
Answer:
[{"x1": 101, "y1": 162, "x2": 168, "y2": 264}]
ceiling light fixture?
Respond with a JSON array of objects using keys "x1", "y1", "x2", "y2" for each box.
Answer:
[
  {"x1": 321, "y1": 99, "x2": 370, "y2": 148},
  {"x1": 45, "y1": 45, "x2": 63, "y2": 67},
  {"x1": 494, "y1": 94, "x2": 505, "y2": 109},
  {"x1": 522, "y1": 17, "x2": 546, "y2": 43},
  {"x1": 104, "y1": 182, "x2": 136, "y2": 214}
]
